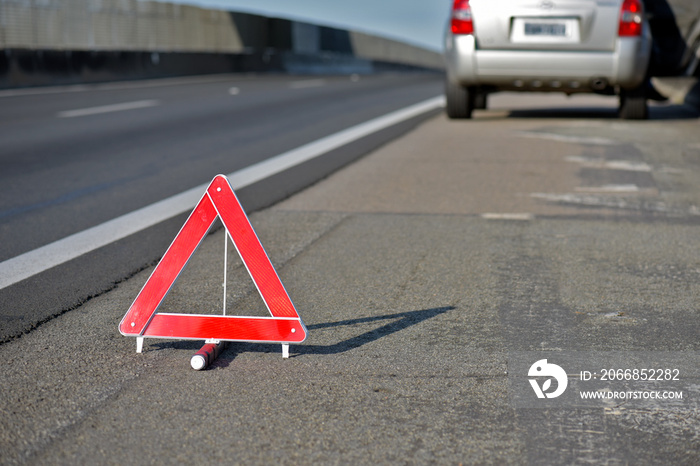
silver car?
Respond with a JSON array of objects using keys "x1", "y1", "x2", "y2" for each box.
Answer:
[{"x1": 444, "y1": 0, "x2": 652, "y2": 119}]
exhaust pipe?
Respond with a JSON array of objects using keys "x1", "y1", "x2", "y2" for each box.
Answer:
[{"x1": 591, "y1": 78, "x2": 609, "y2": 91}]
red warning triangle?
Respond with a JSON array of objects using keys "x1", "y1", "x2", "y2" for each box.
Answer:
[{"x1": 119, "y1": 174, "x2": 307, "y2": 344}]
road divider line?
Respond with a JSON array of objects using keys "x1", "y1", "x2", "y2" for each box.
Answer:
[
  {"x1": 518, "y1": 132, "x2": 617, "y2": 146},
  {"x1": 481, "y1": 213, "x2": 534, "y2": 220},
  {"x1": 57, "y1": 100, "x2": 160, "y2": 118},
  {"x1": 0, "y1": 95, "x2": 445, "y2": 290},
  {"x1": 565, "y1": 156, "x2": 652, "y2": 172},
  {"x1": 289, "y1": 79, "x2": 326, "y2": 89},
  {"x1": 574, "y1": 185, "x2": 641, "y2": 193}
]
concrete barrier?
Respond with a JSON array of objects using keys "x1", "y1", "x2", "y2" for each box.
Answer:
[
  {"x1": 0, "y1": 0, "x2": 443, "y2": 88},
  {"x1": 350, "y1": 32, "x2": 444, "y2": 70},
  {"x1": 1, "y1": 0, "x2": 244, "y2": 52}
]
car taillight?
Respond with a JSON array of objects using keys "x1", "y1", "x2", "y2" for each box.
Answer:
[
  {"x1": 618, "y1": 0, "x2": 643, "y2": 37},
  {"x1": 451, "y1": 0, "x2": 474, "y2": 35}
]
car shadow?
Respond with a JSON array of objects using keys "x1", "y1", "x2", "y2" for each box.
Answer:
[
  {"x1": 503, "y1": 103, "x2": 699, "y2": 121},
  {"x1": 505, "y1": 107, "x2": 619, "y2": 119}
]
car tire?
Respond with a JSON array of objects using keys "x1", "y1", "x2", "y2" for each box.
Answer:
[
  {"x1": 445, "y1": 80, "x2": 475, "y2": 119},
  {"x1": 619, "y1": 86, "x2": 649, "y2": 120}
]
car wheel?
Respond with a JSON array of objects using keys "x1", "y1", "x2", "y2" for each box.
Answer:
[
  {"x1": 619, "y1": 86, "x2": 648, "y2": 120},
  {"x1": 445, "y1": 80, "x2": 475, "y2": 119}
]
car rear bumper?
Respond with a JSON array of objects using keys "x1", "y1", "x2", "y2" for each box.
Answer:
[{"x1": 445, "y1": 35, "x2": 651, "y2": 92}]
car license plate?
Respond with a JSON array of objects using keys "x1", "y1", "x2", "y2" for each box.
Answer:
[
  {"x1": 511, "y1": 18, "x2": 579, "y2": 43},
  {"x1": 525, "y1": 22, "x2": 567, "y2": 36}
]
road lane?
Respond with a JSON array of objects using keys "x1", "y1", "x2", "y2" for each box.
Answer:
[
  {"x1": 0, "y1": 73, "x2": 442, "y2": 261},
  {"x1": 0, "y1": 96, "x2": 445, "y2": 290}
]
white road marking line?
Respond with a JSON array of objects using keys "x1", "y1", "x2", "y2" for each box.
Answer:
[
  {"x1": 519, "y1": 132, "x2": 617, "y2": 146},
  {"x1": 289, "y1": 79, "x2": 326, "y2": 89},
  {"x1": 531, "y1": 192, "x2": 627, "y2": 206},
  {"x1": 565, "y1": 156, "x2": 652, "y2": 172},
  {"x1": 481, "y1": 213, "x2": 534, "y2": 220},
  {"x1": 57, "y1": 100, "x2": 160, "y2": 118},
  {"x1": 530, "y1": 193, "x2": 671, "y2": 213},
  {"x1": 574, "y1": 185, "x2": 640, "y2": 193},
  {"x1": 0, "y1": 95, "x2": 445, "y2": 290},
  {"x1": 228, "y1": 87, "x2": 240, "y2": 95},
  {"x1": 602, "y1": 160, "x2": 652, "y2": 172}
]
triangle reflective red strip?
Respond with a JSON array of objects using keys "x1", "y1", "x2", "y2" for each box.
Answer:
[
  {"x1": 207, "y1": 175, "x2": 298, "y2": 318},
  {"x1": 143, "y1": 315, "x2": 305, "y2": 342},
  {"x1": 119, "y1": 192, "x2": 217, "y2": 335},
  {"x1": 118, "y1": 175, "x2": 306, "y2": 344}
]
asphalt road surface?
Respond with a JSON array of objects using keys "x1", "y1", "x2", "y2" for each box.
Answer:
[
  {"x1": 2, "y1": 88, "x2": 700, "y2": 464},
  {"x1": 0, "y1": 73, "x2": 443, "y2": 341}
]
